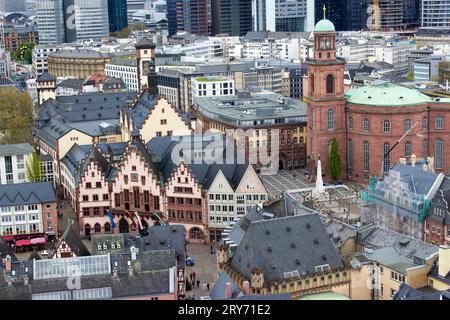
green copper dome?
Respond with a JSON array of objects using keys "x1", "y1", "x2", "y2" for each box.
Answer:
[
  {"x1": 314, "y1": 19, "x2": 335, "y2": 32},
  {"x1": 345, "y1": 83, "x2": 432, "y2": 107}
]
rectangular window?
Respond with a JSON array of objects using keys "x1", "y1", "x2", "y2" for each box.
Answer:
[{"x1": 114, "y1": 193, "x2": 120, "y2": 207}]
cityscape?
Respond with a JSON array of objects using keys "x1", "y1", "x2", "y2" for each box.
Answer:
[{"x1": 0, "y1": 0, "x2": 449, "y2": 305}]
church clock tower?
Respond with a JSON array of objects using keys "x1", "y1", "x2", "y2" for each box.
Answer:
[{"x1": 305, "y1": 6, "x2": 347, "y2": 181}]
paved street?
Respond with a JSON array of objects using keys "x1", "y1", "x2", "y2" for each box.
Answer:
[
  {"x1": 259, "y1": 169, "x2": 314, "y2": 198},
  {"x1": 185, "y1": 243, "x2": 219, "y2": 299}
]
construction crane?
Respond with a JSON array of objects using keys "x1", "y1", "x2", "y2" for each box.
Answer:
[
  {"x1": 373, "y1": 0, "x2": 379, "y2": 31},
  {"x1": 379, "y1": 119, "x2": 421, "y2": 180}
]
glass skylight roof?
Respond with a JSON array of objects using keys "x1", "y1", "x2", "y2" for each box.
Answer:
[{"x1": 33, "y1": 254, "x2": 111, "y2": 280}]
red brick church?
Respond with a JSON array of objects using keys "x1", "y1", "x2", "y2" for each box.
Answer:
[{"x1": 305, "y1": 17, "x2": 450, "y2": 183}]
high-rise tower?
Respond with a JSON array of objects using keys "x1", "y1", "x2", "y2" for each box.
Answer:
[{"x1": 305, "y1": 6, "x2": 347, "y2": 181}]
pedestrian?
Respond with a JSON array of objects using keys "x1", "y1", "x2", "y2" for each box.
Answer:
[
  {"x1": 192, "y1": 271, "x2": 196, "y2": 282},
  {"x1": 189, "y1": 272, "x2": 193, "y2": 282},
  {"x1": 197, "y1": 279, "x2": 200, "y2": 288},
  {"x1": 207, "y1": 282, "x2": 210, "y2": 291}
]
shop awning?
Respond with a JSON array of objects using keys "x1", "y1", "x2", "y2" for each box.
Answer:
[
  {"x1": 1, "y1": 236, "x2": 14, "y2": 241},
  {"x1": 16, "y1": 240, "x2": 32, "y2": 247},
  {"x1": 31, "y1": 237, "x2": 46, "y2": 244}
]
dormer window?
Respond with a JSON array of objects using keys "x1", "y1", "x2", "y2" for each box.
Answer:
[
  {"x1": 111, "y1": 243, "x2": 115, "y2": 249},
  {"x1": 103, "y1": 244, "x2": 107, "y2": 250},
  {"x1": 116, "y1": 242, "x2": 121, "y2": 249},
  {"x1": 97, "y1": 245, "x2": 102, "y2": 251}
]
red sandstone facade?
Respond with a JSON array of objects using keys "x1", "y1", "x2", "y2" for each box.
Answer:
[{"x1": 306, "y1": 23, "x2": 450, "y2": 183}]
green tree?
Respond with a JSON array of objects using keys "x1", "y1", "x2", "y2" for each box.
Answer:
[
  {"x1": 0, "y1": 87, "x2": 34, "y2": 144},
  {"x1": 405, "y1": 70, "x2": 414, "y2": 81},
  {"x1": 12, "y1": 43, "x2": 35, "y2": 64},
  {"x1": 328, "y1": 137, "x2": 342, "y2": 182},
  {"x1": 26, "y1": 151, "x2": 43, "y2": 182},
  {"x1": 110, "y1": 23, "x2": 145, "y2": 38}
]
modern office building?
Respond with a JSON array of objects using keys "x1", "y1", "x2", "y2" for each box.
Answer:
[
  {"x1": 211, "y1": 0, "x2": 252, "y2": 36},
  {"x1": 108, "y1": 0, "x2": 128, "y2": 32},
  {"x1": 167, "y1": 0, "x2": 211, "y2": 36},
  {"x1": 126, "y1": 0, "x2": 146, "y2": 24},
  {"x1": 421, "y1": 0, "x2": 450, "y2": 30},
  {"x1": 63, "y1": 0, "x2": 110, "y2": 43},
  {"x1": 275, "y1": 0, "x2": 313, "y2": 32},
  {"x1": 35, "y1": 0, "x2": 65, "y2": 44}
]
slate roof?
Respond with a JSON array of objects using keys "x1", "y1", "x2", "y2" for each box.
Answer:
[
  {"x1": 356, "y1": 223, "x2": 438, "y2": 262},
  {"x1": 209, "y1": 272, "x2": 241, "y2": 300},
  {"x1": 36, "y1": 72, "x2": 56, "y2": 82},
  {"x1": 38, "y1": 92, "x2": 134, "y2": 123},
  {"x1": 0, "y1": 143, "x2": 33, "y2": 157},
  {"x1": 57, "y1": 78, "x2": 84, "y2": 90},
  {"x1": 61, "y1": 144, "x2": 113, "y2": 185},
  {"x1": 135, "y1": 37, "x2": 156, "y2": 49},
  {"x1": 365, "y1": 247, "x2": 419, "y2": 274},
  {"x1": 0, "y1": 182, "x2": 56, "y2": 206},
  {"x1": 388, "y1": 163, "x2": 440, "y2": 196},
  {"x1": 53, "y1": 221, "x2": 91, "y2": 257},
  {"x1": 229, "y1": 211, "x2": 343, "y2": 282},
  {"x1": 147, "y1": 134, "x2": 249, "y2": 190},
  {"x1": 394, "y1": 283, "x2": 449, "y2": 300}
]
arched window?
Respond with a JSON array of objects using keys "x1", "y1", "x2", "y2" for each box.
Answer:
[
  {"x1": 383, "y1": 143, "x2": 391, "y2": 173},
  {"x1": 300, "y1": 137, "x2": 304, "y2": 144},
  {"x1": 363, "y1": 141, "x2": 369, "y2": 172},
  {"x1": 310, "y1": 74, "x2": 315, "y2": 94},
  {"x1": 327, "y1": 109, "x2": 334, "y2": 130},
  {"x1": 84, "y1": 224, "x2": 91, "y2": 237},
  {"x1": 404, "y1": 119, "x2": 412, "y2": 132},
  {"x1": 383, "y1": 120, "x2": 391, "y2": 133},
  {"x1": 363, "y1": 119, "x2": 369, "y2": 132},
  {"x1": 348, "y1": 139, "x2": 353, "y2": 169},
  {"x1": 348, "y1": 117, "x2": 353, "y2": 130},
  {"x1": 325, "y1": 38, "x2": 331, "y2": 49},
  {"x1": 405, "y1": 142, "x2": 412, "y2": 157},
  {"x1": 436, "y1": 116, "x2": 444, "y2": 129},
  {"x1": 435, "y1": 139, "x2": 443, "y2": 169},
  {"x1": 94, "y1": 223, "x2": 101, "y2": 233},
  {"x1": 104, "y1": 222, "x2": 111, "y2": 233},
  {"x1": 326, "y1": 74, "x2": 334, "y2": 94}
]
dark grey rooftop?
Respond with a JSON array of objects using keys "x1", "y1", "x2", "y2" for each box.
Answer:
[
  {"x1": 0, "y1": 182, "x2": 56, "y2": 206},
  {"x1": 229, "y1": 211, "x2": 344, "y2": 283},
  {"x1": 57, "y1": 78, "x2": 84, "y2": 90},
  {"x1": 36, "y1": 72, "x2": 56, "y2": 82},
  {"x1": 389, "y1": 163, "x2": 440, "y2": 196},
  {"x1": 48, "y1": 50, "x2": 114, "y2": 59},
  {"x1": 0, "y1": 143, "x2": 33, "y2": 157},
  {"x1": 356, "y1": 223, "x2": 438, "y2": 262},
  {"x1": 193, "y1": 90, "x2": 307, "y2": 127},
  {"x1": 52, "y1": 221, "x2": 91, "y2": 258}
]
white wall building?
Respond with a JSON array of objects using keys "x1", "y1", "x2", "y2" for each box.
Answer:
[
  {"x1": 191, "y1": 76, "x2": 235, "y2": 97},
  {"x1": 104, "y1": 59, "x2": 139, "y2": 92},
  {"x1": 0, "y1": 143, "x2": 33, "y2": 185},
  {"x1": 373, "y1": 40, "x2": 415, "y2": 74},
  {"x1": 159, "y1": 41, "x2": 223, "y2": 59}
]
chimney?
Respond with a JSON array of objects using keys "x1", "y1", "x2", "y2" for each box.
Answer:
[
  {"x1": 422, "y1": 164, "x2": 428, "y2": 171},
  {"x1": 112, "y1": 266, "x2": 118, "y2": 278},
  {"x1": 4, "y1": 255, "x2": 11, "y2": 273},
  {"x1": 242, "y1": 280, "x2": 250, "y2": 295},
  {"x1": 7, "y1": 276, "x2": 12, "y2": 286},
  {"x1": 24, "y1": 275, "x2": 29, "y2": 286},
  {"x1": 399, "y1": 157, "x2": 406, "y2": 165},
  {"x1": 225, "y1": 282, "x2": 232, "y2": 299},
  {"x1": 411, "y1": 154, "x2": 416, "y2": 167},
  {"x1": 438, "y1": 246, "x2": 450, "y2": 278}
]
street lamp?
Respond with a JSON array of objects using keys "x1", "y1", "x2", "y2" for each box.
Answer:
[{"x1": 379, "y1": 119, "x2": 421, "y2": 180}]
